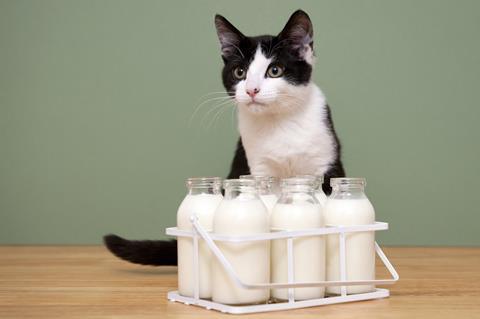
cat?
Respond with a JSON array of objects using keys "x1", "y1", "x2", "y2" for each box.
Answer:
[{"x1": 104, "y1": 10, "x2": 345, "y2": 266}]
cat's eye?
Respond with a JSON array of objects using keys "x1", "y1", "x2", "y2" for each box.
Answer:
[
  {"x1": 233, "y1": 67, "x2": 246, "y2": 80},
  {"x1": 267, "y1": 64, "x2": 284, "y2": 78}
]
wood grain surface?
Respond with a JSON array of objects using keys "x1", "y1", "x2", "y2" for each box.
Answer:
[{"x1": 0, "y1": 246, "x2": 479, "y2": 318}]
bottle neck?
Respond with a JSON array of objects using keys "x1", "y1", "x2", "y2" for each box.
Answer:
[
  {"x1": 277, "y1": 177, "x2": 318, "y2": 204},
  {"x1": 186, "y1": 177, "x2": 222, "y2": 195},
  {"x1": 240, "y1": 175, "x2": 278, "y2": 195},
  {"x1": 330, "y1": 185, "x2": 367, "y2": 200},
  {"x1": 278, "y1": 187, "x2": 318, "y2": 205},
  {"x1": 224, "y1": 186, "x2": 258, "y2": 200},
  {"x1": 258, "y1": 183, "x2": 277, "y2": 195},
  {"x1": 188, "y1": 186, "x2": 221, "y2": 195},
  {"x1": 281, "y1": 186, "x2": 315, "y2": 195}
]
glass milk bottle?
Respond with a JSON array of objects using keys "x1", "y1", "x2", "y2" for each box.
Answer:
[
  {"x1": 324, "y1": 178, "x2": 376, "y2": 294},
  {"x1": 271, "y1": 177, "x2": 326, "y2": 300},
  {"x1": 212, "y1": 179, "x2": 270, "y2": 305},
  {"x1": 176, "y1": 177, "x2": 223, "y2": 298},
  {"x1": 295, "y1": 175, "x2": 327, "y2": 206},
  {"x1": 240, "y1": 175, "x2": 279, "y2": 213}
]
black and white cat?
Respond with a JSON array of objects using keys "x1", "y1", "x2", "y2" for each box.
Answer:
[{"x1": 104, "y1": 10, "x2": 345, "y2": 266}]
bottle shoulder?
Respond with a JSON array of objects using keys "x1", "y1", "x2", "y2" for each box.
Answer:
[
  {"x1": 214, "y1": 198, "x2": 268, "y2": 221},
  {"x1": 323, "y1": 198, "x2": 375, "y2": 224},
  {"x1": 213, "y1": 198, "x2": 269, "y2": 233},
  {"x1": 271, "y1": 202, "x2": 323, "y2": 227},
  {"x1": 177, "y1": 194, "x2": 223, "y2": 222}
]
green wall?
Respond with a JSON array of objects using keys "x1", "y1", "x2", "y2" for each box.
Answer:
[{"x1": 1, "y1": 0, "x2": 479, "y2": 245}]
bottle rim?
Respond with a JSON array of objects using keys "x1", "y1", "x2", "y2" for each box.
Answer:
[
  {"x1": 330, "y1": 177, "x2": 366, "y2": 187},
  {"x1": 239, "y1": 175, "x2": 278, "y2": 192},
  {"x1": 294, "y1": 175, "x2": 324, "y2": 188},
  {"x1": 281, "y1": 177, "x2": 316, "y2": 189},
  {"x1": 186, "y1": 176, "x2": 222, "y2": 188},
  {"x1": 239, "y1": 175, "x2": 278, "y2": 184},
  {"x1": 223, "y1": 178, "x2": 257, "y2": 189}
]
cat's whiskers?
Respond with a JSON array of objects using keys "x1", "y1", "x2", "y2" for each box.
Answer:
[
  {"x1": 210, "y1": 103, "x2": 235, "y2": 129},
  {"x1": 197, "y1": 91, "x2": 235, "y2": 99},
  {"x1": 201, "y1": 98, "x2": 235, "y2": 128},
  {"x1": 236, "y1": 92, "x2": 304, "y2": 105},
  {"x1": 219, "y1": 104, "x2": 236, "y2": 129},
  {"x1": 201, "y1": 98, "x2": 233, "y2": 123},
  {"x1": 230, "y1": 105, "x2": 237, "y2": 132},
  {"x1": 206, "y1": 101, "x2": 235, "y2": 130},
  {"x1": 193, "y1": 90, "x2": 305, "y2": 128},
  {"x1": 189, "y1": 95, "x2": 233, "y2": 126}
]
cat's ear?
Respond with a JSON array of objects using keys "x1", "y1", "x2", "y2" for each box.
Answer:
[
  {"x1": 214, "y1": 14, "x2": 245, "y2": 59},
  {"x1": 278, "y1": 10, "x2": 314, "y2": 62}
]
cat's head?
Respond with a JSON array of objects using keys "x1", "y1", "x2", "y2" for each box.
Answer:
[{"x1": 214, "y1": 10, "x2": 314, "y2": 115}]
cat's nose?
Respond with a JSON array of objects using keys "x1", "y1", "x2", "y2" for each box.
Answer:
[{"x1": 246, "y1": 88, "x2": 260, "y2": 98}]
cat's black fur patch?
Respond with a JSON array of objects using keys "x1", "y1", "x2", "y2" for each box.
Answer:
[
  {"x1": 319, "y1": 104, "x2": 346, "y2": 194},
  {"x1": 104, "y1": 10, "x2": 345, "y2": 266},
  {"x1": 226, "y1": 139, "x2": 250, "y2": 179},
  {"x1": 104, "y1": 234, "x2": 177, "y2": 266},
  {"x1": 220, "y1": 34, "x2": 313, "y2": 92}
]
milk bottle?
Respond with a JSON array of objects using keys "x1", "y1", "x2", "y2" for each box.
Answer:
[
  {"x1": 271, "y1": 177, "x2": 326, "y2": 300},
  {"x1": 294, "y1": 175, "x2": 327, "y2": 206},
  {"x1": 176, "y1": 177, "x2": 223, "y2": 298},
  {"x1": 324, "y1": 178, "x2": 375, "y2": 294},
  {"x1": 240, "y1": 175, "x2": 279, "y2": 213},
  {"x1": 212, "y1": 179, "x2": 270, "y2": 304}
]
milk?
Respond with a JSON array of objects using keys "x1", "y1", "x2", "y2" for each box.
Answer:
[
  {"x1": 324, "y1": 197, "x2": 375, "y2": 294},
  {"x1": 271, "y1": 202, "x2": 325, "y2": 300},
  {"x1": 176, "y1": 179, "x2": 223, "y2": 298},
  {"x1": 212, "y1": 188, "x2": 270, "y2": 305}
]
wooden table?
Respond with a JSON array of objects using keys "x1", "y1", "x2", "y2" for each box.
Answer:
[{"x1": 0, "y1": 246, "x2": 479, "y2": 318}]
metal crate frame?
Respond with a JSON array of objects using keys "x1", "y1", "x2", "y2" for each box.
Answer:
[{"x1": 166, "y1": 217, "x2": 399, "y2": 314}]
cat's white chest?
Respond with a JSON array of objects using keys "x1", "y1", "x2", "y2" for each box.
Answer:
[{"x1": 237, "y1": 84, "x2": 336, "y2": 178}]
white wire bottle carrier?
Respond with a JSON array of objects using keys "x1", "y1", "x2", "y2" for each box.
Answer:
[{"x1": 166, "y1": 217, "x2": 399, "y2": 314}]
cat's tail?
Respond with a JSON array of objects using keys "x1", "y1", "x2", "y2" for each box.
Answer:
[{"x1": 103, "y1": 234, "x2": 177, "y2": 266}]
